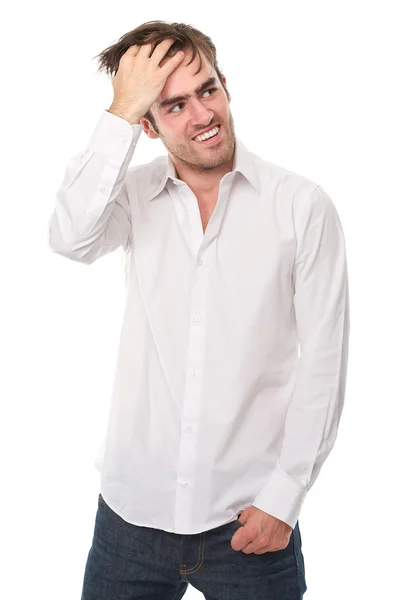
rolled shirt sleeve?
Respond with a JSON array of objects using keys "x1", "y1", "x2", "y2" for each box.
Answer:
[{"x1": 252, "y1": 184, "x2": 350, "y2": 529}]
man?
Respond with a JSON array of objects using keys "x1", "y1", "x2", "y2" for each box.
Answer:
[{"x1": 48, "y1": 20, "x2": 349, "y2": 600}]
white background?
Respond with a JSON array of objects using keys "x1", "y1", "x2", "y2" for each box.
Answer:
[{"x1": 1, "y1": 1, "x2": 398, "y2": 598}]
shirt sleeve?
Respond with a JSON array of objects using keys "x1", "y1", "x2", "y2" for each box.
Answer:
[
  {"x1": 252, "y1": 184, "x2": 350, "y2": 529},
  {"x1": 48, "y1": 109, "x2": 143, "y2": 264}
]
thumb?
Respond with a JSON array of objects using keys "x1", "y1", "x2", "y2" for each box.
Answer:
[{"x1": 238, "y1": 508, "x2": 250, "y2": 525}]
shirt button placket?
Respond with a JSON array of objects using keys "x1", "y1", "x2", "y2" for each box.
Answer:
[{"x1": 174, "y1": 244, "x2": 208, "y2": 532}]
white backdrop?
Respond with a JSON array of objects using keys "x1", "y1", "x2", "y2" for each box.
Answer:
[{"x1": 1, "y1": 1, "x2": 398, "y2": 598}]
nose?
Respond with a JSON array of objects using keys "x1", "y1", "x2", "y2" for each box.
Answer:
[{"x1": 190, "y1": 97, "x2": 214, "y2": 127}]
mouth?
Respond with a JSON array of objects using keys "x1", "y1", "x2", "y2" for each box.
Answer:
[{"x1": 192, "y1": 124, "x2": 222, "y2": 145}]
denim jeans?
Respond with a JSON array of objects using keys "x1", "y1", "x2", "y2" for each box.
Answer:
[{"x1": 80, "y1": 493, "x2": 307, "y2": 599}]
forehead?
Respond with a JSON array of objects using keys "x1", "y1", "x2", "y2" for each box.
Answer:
[{"x1": 155, "y1": 50, "x2": 216, "y2": 109}]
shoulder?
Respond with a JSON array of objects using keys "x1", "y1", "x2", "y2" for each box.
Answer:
[
  {"x1": 251, "y1": 151, "x2": 338, "y2": 218},
  {"x1": 126, "y1": 154, "x2": 165, "y2": 181},
  {"x1": 251, "y1": 151, "x2": 320, "y2": 199},
  {"x1": 125, "y1": 155, "x2": 167, "y2": 198}
]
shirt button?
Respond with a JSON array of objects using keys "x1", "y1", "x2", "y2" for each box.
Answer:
[
  {"x1": 198, "y1": 259, "x2": 203, "y2": 266},
  {"x1": 190, "y1": 369, "x2": 198, "y2": 377},
  {"x1": 120, "y1": 135, "x2": 127, "y2": 143},
  {"x1": 188, "y1": 206, "x2": 194, "y2": 211},
  {"x1": 185, "y1": 426, "x2": 192, "y2": 432},
  {"x1": 100, "y1": 186, "x2": 107, "y2": 194},
  {"x1": 181, "y1": 481, "x2": 188, "y2": 487},
  {"x1": 194, "y1": 315, "x2": 201, "y2": 322}
]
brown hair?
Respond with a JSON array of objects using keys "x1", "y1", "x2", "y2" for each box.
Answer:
[{"x1": 93, "y1": 20, "x2": 229, "y2": 132}]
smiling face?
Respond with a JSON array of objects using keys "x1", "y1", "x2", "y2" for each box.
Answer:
[{"x1": 140, "y1": 49, "x2": 236, "y2": 173}]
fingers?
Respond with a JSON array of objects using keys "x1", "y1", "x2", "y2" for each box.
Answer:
[
  {"x1": 121, "y1": 45, "x2": 140, "y2": 61},
  {"x1": 158, "y1": 49, "x2": 185, "y2": 75},
  {"x1": 149, "y1": 38, "x2": 179, "y2": 63},
  {"x1": 121, "y1": 40, "x2": 183, "y2": 72}
]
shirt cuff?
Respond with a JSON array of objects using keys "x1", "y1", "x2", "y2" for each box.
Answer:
[
  {"x1": 251, "y1": 462, "x2": 307, "y2": 529},
  {"x1": 86, "y1": 109, "x2": 143, "y2": 166}
]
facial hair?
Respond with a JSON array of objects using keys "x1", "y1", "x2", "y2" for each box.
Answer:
[{"x1": 159, "y1": 110, "x2": 236, "y2": 174}]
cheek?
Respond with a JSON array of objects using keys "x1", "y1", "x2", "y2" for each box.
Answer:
[{"x1": 215, "y1": 100, "x2": 230, "y2": 119}]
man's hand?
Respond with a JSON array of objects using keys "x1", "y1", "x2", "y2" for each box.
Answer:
[
  {"x1": 109, "y1": 39, "x2": 185, "y2": 124},
  {"x1": 231, "y1": 506, "x2": 293, "y2": 555}
]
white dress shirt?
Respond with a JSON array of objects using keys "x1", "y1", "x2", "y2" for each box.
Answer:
[{"x1": 48, "y1": 109, "x2": 350, "y2": 534}]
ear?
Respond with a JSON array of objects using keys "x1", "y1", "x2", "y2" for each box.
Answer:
[
  {"x1": 140, "y1": 117, "x2": 159, "y2": 139},
  {"x1": 220, "y1": 74, "x2": 231, "y2": 103}
]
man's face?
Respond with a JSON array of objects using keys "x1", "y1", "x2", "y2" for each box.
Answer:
[{"x1": 142, "y1": 50, "x2": 235, "y2": 173}]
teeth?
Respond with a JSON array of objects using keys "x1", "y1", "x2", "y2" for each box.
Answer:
[{"x1": 194, "y1": 125, "x2": 220, "y2": 142}]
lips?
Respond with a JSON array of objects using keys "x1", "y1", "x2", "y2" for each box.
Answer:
[{"x1": 192, "y1": 124, "x2": 221, "y2": 140}]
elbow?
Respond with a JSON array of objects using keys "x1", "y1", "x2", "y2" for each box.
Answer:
[{"x1": 48, "y1": 216, "x2": 97, "y2": 264}]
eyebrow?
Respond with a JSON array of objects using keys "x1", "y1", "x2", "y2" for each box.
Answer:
[{"x1": 158, "y1": 77, "x2": 218, "y2": 110}]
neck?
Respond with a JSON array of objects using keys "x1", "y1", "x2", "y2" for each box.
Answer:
[{"x1": 170, "y1": 143, "x2": 235, "y2": 197}]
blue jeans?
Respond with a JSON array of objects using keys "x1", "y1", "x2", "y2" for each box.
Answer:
[{"x1": 80, "y1": 493, "x2": 307, "y2": 599}]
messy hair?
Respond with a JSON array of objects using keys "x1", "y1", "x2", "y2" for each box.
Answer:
[{"x1": 92, "y1": 20, "x2": 229, "y2": 131}]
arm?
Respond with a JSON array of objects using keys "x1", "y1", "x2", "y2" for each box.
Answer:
[
  {"x1": 252, "y1": 184, "x2": 350, "y2": 529},
  {"x1": 48, "y1": 109, "x2": 143, "y2": 264}
]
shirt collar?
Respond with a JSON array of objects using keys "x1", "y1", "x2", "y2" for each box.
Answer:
[{"x1": 146, "y1": 136, "x2": 260, "y2": 201}]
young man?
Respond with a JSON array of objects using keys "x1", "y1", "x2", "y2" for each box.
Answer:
[{"x1": 49, "y1": 21, "x2": 349, "y2": 600}]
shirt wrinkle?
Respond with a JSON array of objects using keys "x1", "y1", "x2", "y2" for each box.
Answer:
[{"x1": 48, "y1": 109, "x2": 350, "y2": 534}]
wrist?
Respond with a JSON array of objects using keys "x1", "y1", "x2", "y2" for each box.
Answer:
[{"x1": 107, "y1": 105, "x2": 142, "y2": 125}]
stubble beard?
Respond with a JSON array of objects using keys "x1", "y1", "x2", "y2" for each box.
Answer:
[{"x1": 161, "y1": 113, "x2": 236, "y2": 174}]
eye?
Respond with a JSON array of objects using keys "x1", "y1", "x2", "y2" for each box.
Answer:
[
  {"x1": 168, "y1": 88, "x2": 217, "y2": 114},
  {"x1": 169, "y1": 103, "x2": 184, "y2": 114},
  {"x1": 202, "y1": 88, "x2": 216, "y2": 98}
]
